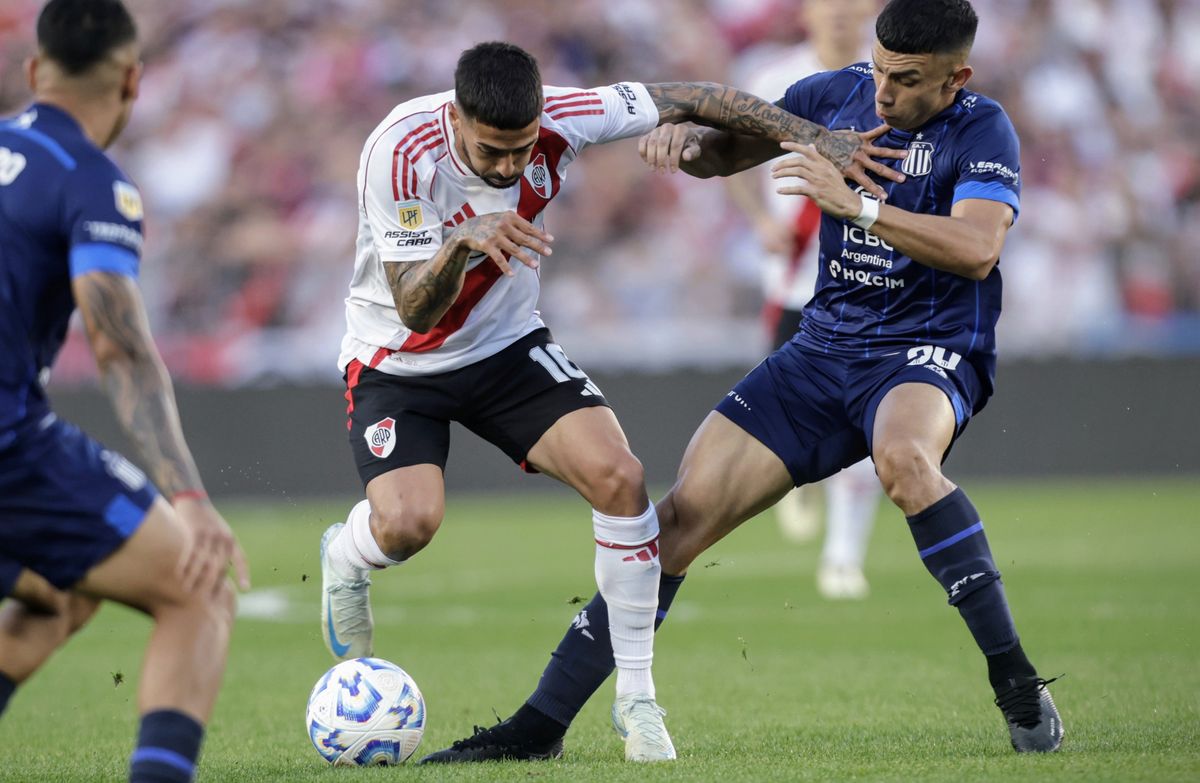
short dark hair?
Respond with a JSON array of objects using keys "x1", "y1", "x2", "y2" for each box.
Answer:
[
  {"x1": 454, "y1": 42, "x2": 543, "y2": 130},
  {"x1": 37, "y1": 0, "x2": 137, "y2": 76},
  {"x1": 876, "y1": 0, "x2": 977, "y2": 56}
]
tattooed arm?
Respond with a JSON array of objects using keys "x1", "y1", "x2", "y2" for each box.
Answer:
[
  {"x1": 72, "y1": 270, "x2": 249, "y2": 593},
  {"x1": 641, "y1": 83, "x2": 904, "y2": 192},
  {"x1": 385, "y1": 211, "x2": 553, "y2": 333},
  {"x1": 72, "y1": 272, "x2": 202, "y2": 497}
]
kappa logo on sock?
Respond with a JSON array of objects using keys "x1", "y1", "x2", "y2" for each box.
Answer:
[
  {"x1": 571, "y1": 609, "x2": 595, "y2": 641},
  {"x1": 621, "y1": 540, "x2": 659, "y2": 563},
  {"x1": 364, "y1": 417, "x2": 396, "y2": 459}
]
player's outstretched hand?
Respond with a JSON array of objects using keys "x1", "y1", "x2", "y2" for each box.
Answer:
[
  {"x1": 771, "y1": 142, "x2": 863, "y2": 219},
  {"x1": 639, "y1": 123, "x2": 702, "y2": 173},
  {"x1": 457, "y1": 211, "x2": 553, "y2": 277},
  {"x1": 809, "y1": 125, "x2": 907, "y2": 200},
  {"x1": 175, "y1": 495, "x2": 251, "y2": 597}
]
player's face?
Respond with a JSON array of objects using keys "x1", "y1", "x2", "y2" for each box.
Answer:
[
  {"x1": 871, "y1": 42, "x2": 972, "y2": 130},
  {"x1": 453, "y1": 109, "x2": 540, "y2": 190}
]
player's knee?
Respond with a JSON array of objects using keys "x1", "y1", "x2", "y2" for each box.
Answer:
[
  {"x1": 584, "y1": 451, "x2": 646, "y2": 517},
  {"x1": 875, "y1": 439, "x2": 940, "y2": 509},
  {"x1": 371, "y1": 499, "x2": 443, "y2": 560}
]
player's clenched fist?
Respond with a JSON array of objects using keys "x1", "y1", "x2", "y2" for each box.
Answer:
[
  {"x1": 454, "y1": 211, "x2": 554, "y2": 277},
  {"x1": 638, "y1": 124, "x2": 703, "y2": 173}
]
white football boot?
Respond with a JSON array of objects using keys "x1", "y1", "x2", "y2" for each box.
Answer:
[
  {"x1": 816, "y1": 563, "x2": 869, "y2": 600},
  {"x1": 611, "y1": 693, "x2": 676, "y2": 761},
  {"x1": 320, "y1": 523, "x2": 374, "y2": 661}
]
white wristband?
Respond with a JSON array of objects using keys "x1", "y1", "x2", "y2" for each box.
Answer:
[{"x1": 851, "y1": 194, "x2": 880, "y2": 230}]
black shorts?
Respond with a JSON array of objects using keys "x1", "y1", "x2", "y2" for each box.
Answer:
[{"x1": 344, "y1": 328, "x2": 609, "y2": 486}]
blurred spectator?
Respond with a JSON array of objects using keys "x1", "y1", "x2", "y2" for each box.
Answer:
[{"x1": 2, "y1": 0, "x2": 1196, "y2": 384}]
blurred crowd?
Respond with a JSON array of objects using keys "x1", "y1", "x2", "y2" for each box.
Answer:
[{"x1": 1, "y1": 0, "x2": 1197, "y2": 383}]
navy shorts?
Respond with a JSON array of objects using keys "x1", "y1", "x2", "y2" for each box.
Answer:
[
  {"x1": 715, "y1": 341, "x2": 988, "y2": 486},
  {"x1": 345, "y1": 329, "x2": 610, "y2": 487},
  {"x1": 0, "y1": 413, "x2": 158, "y2": 596}
]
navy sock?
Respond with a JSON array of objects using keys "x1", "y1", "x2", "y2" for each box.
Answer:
[
  {"x1": 129, "y1": 710, "x2": 204, "y2": 783},
  {"x1": 986, "y1": 642, "x2": 1037, "y2": 690},
  {"x1": 907, "y1": 489, "x2": 1019, "y2": 655},
  {"x1": 524, "y1": 573, "x2": 686, "y2": 728},
  {"x1": 0, "y1": 672, "x2": 15, "y2": 717}
]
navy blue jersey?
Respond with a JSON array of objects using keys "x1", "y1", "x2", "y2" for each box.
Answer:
[
  {"x1": 0, "y1": 103, "x2": 144, "y2": 435},
  {"x1": 782, "y1": 63, "x2": 1020, "y2": 399}
]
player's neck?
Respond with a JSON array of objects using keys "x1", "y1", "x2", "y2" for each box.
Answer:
[{"x1": 33, "y1": 91, "x2": 120, "y2": 150}]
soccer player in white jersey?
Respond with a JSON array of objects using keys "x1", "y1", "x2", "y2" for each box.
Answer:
[
  {"x1": 727, "y1": 0, "x2": 885, "y2": 600},
  {"x1": 321, "y1": 41, "x2": 904, "y2": 762}
]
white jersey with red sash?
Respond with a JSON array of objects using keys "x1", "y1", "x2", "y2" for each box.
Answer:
[{"x1": 339, "y1": 83, "x2": 659, "y2": 377}]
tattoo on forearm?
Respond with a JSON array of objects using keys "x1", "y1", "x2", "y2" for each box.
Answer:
[
  {"x1": 645, "y1": 82, "x2": 861, "y2": 171},
  {"x1": 385, "y1": 244, "x2": 470, "y2": 332},
  {"x1": 75, "y1": 274, "x2": 201, "y2": 496}
]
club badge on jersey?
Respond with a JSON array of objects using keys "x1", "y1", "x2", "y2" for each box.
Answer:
[
  {"x1": 902, "y1": 141, "x2": 934, "y2": 178},
  {"x1": 524, "y1": 153, "x2": 552, "y2": 199}
]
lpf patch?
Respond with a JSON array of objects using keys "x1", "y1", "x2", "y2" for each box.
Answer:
[
  {"x1": 397, "y1": 199, "x2": 424, "y2": 230},
  {"x1": 113, "y1": 181, "x2": 144, "y2": 221},
  {"x1": 901, "y1": 141, "x2": 934, "y2": 177},
  {"x1": 364, "y1": 417, "x2": 397, "y2": 459},
  {"x1": 524, "y1": 153, "x2": 551, "y2": 199}
]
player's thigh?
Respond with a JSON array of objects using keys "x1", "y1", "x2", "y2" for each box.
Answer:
[
  {"x1": 345, "y1": 364, "x2": 455, "y2": 488},
  {"x1": 0, "y1": 417, "x2": 158, "y2": 597},
  {"x1": 871, "y1": 382, "x2": 957, "y2": 460},
  {"x1": 74, "y1": 496, "x2": 198, "y2": 613},
  {"x1": 460, "y1": 329, "x2": 609, "y2": 473},
  {"x1": 4, "y1": 569, "x2": 70, "y2": 615},
  {"x1": 660, "y1": 412, "x2": 795, "y2": 573},
  {"x1": 525, "y1": 406, "x2": 648, "y2": 513}
]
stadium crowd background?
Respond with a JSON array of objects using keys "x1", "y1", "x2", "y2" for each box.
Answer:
[{"x1": 1, "y1": 0, "x2": 1197, "y2": 383}]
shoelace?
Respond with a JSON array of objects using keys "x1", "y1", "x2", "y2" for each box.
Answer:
[
  {"x1": 450, "y1": 721, "x2": 516, "y2": 751},
  {"x1": 328, "y1": 579, "x2": 371, "y2": 635},
  {"x1": 994, "y1": 676, "x2": 1059, "y2": 729},
  {"x1": 623, "y1": 698, "x2": 669, "y2": 739}
]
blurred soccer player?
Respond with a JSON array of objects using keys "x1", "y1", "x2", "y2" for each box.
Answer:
[
  {"x1": 429, "y1": 0, "x2": 1063, "y2": 760},
  {"x1": 728, "y1": 0, "x2": 884, "y2": 599},
  {"x1": 0, "y1": 2, "x2": 249, "y2": 781},
  {"x1": 321, "y1": 41, "x2": 903, "y2": 763}
]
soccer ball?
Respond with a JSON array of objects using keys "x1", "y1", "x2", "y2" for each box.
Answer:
[{"x1": 305, "y1": 657, "x2": 426, "y2": 765}]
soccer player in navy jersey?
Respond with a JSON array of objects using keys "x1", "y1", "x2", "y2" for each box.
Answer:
[
  {"x1": 425, "y1": 0, "x2": 1062, "y2": 762},
  {"x1": 0, "y1": 2, "x2": 248, "y2": 781}
]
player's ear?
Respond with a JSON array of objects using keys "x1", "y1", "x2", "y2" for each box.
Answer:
[
  {"x1": 947, "y1": 63, "x2": 973, "y2": 93},
  {"x1": 120, "y1": 61, "x2": 142, "y2": 103},
  {"x1": 24, "y1": 56, "x2": 38, "y2": 92}
]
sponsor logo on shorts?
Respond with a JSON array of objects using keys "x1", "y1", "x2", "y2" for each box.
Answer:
[
  {"x1": 113, "y1": 181, "x2": 143, "y2": 221},
  {"x1": 100, "y1": 450, "x2": 147, "y2": 491},
  {"x1": 364, "y1": 417, "x2": 397, "y2": 459}
]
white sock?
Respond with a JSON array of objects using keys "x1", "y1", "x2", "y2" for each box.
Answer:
[
  {"x1": 593, "y1": 505, "x2": 660, "y2": 699},
  {"x1": 327, "y1": 499, "x2": 400, "y2": 579},
  {"x1": 820, "y1": 459, "x2": 882, "y2": 568}
]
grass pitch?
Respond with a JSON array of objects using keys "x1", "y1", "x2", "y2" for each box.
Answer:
[{"x1": 1, "y1": 477, "x2": 1197, "y2": 782}]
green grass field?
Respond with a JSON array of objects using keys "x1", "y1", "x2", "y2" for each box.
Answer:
[{"x1": 1, "y1": 478, "x2": 1198, "y2": 781}]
